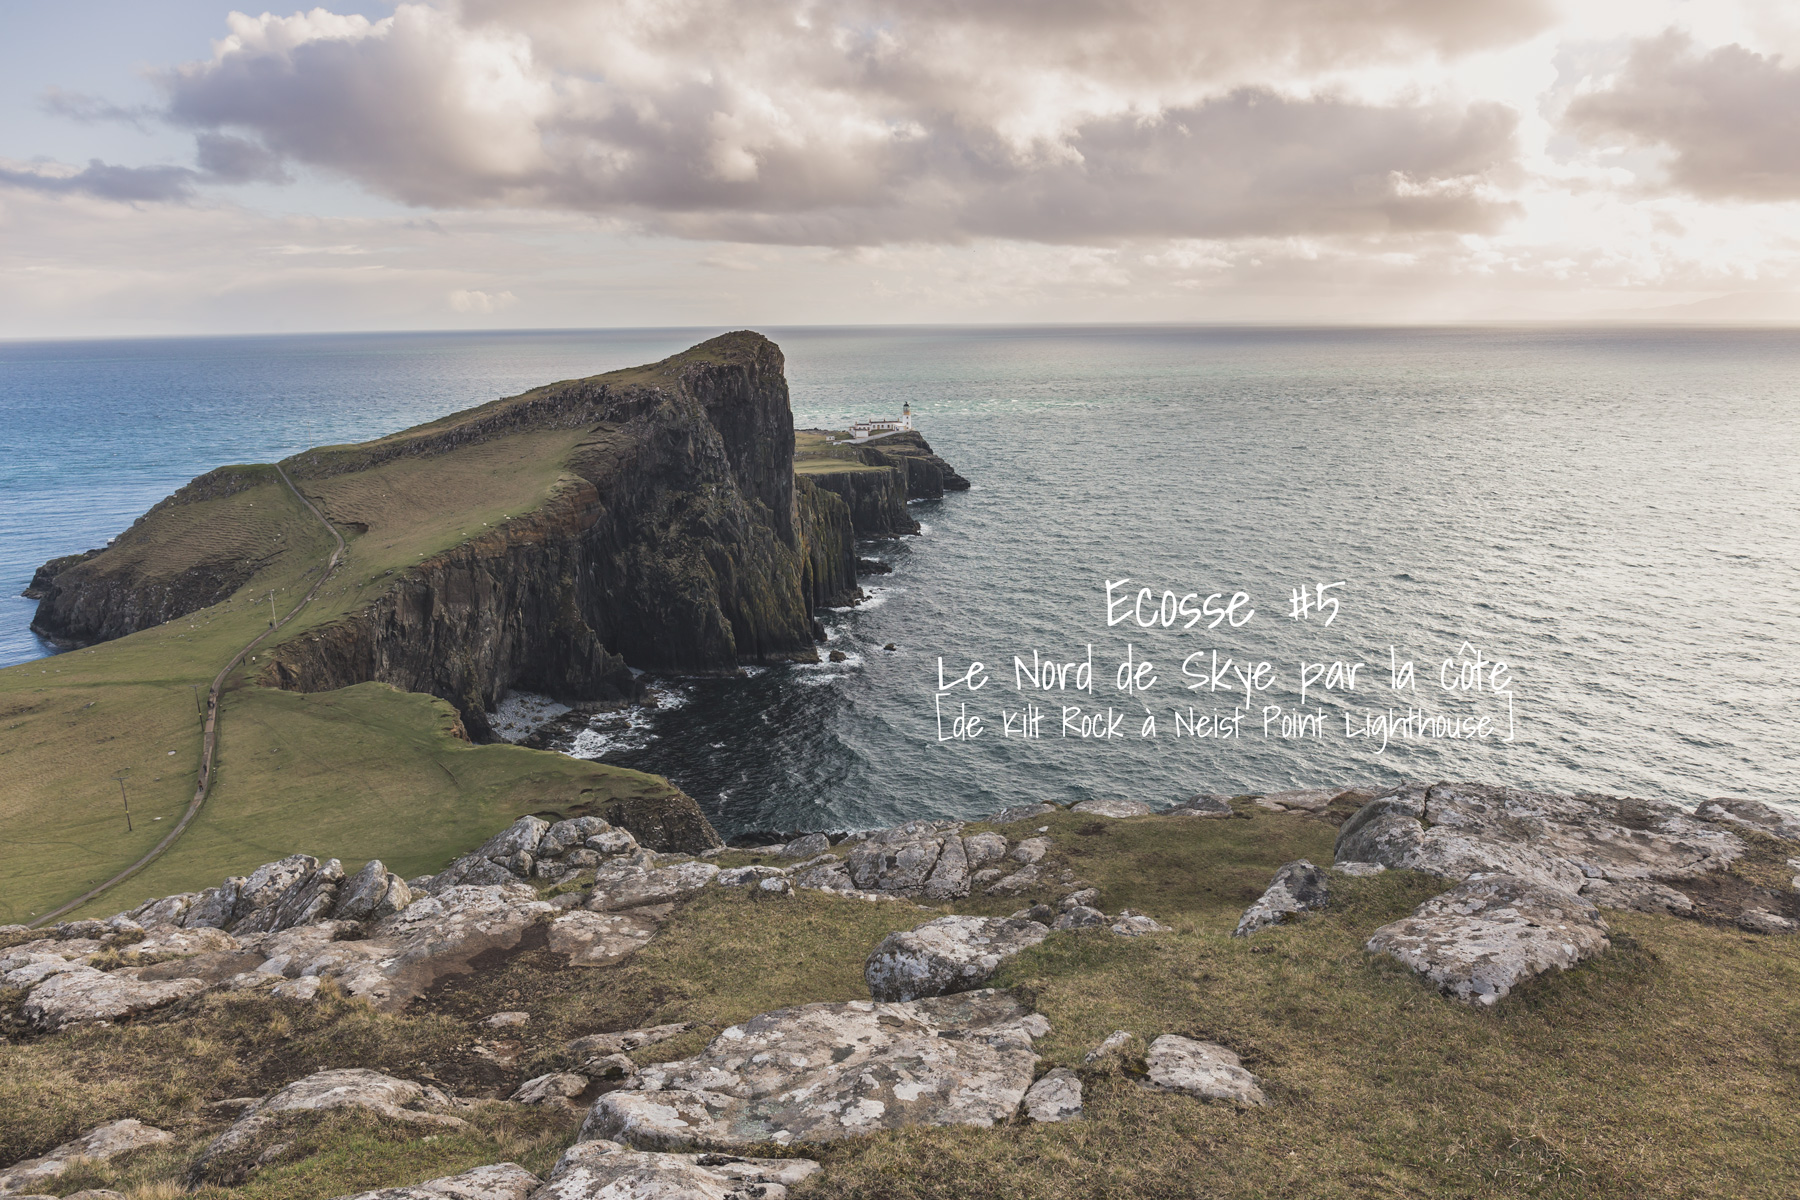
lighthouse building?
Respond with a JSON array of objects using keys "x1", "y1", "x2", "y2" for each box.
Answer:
[{"x1": 849, "y1": 402, "x2": 912, "y2": 440}]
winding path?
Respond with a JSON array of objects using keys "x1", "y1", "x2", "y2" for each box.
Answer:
[{"x1": 29, "y1": 465, "x2": 344, "y2": 928}]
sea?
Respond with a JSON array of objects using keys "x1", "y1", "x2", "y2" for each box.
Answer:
[{"x1": 3, "y1": 326, "x2": 1797, "y2": 835}]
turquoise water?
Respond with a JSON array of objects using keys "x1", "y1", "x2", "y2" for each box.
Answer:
[{"x1": 4, "y1": 327, "x2": 1797, "y2": 833}]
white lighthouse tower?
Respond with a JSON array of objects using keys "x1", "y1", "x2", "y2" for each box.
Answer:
[{"x1": 850, "y1": 401, "x2": 914, "y2": 441}]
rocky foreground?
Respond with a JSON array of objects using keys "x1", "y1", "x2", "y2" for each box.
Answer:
[{"x1": 2, "y1": 783, "x2": 1796, "y2": 1198}]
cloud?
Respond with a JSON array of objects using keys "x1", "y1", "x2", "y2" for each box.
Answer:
[
  {"x1": 194, "y1": 133, "x2": 292, "y2": 184},
  {"x1": 38, "y1": 87, "x2": 158, "y2": 132},
  {"x1": 448, "y1": 287, "x2": 517, "y2": 313},
  {"x1": 0, "y1": 159, "x2": 200, "y2": 203},
  {"x1": 149, "y1": 0, "x2": 1539, "y2": 245},
  {"x1": 1566, "y1": 31, "x2": 1800, "y2": 201}
]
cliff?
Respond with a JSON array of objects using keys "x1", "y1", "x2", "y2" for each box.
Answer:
[
  {"x1": 26, "y1": 334, "x2": 872, "y2": 741},
  {"x1": 792, "y1": 428, "x2": 969, "y2": 538}
]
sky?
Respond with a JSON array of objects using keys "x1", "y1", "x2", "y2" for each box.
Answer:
[{"x1": 5, "y1": 0, "x2": 1800, "y2": 336}]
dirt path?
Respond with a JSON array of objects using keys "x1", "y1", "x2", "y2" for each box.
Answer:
[{"x1": 28, "y1": 465, "x2": 345, "y2": 928}]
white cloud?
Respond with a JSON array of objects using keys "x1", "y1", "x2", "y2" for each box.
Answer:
[{"x1": 447, "y1": 287, "x2": 517, "y2": 312}]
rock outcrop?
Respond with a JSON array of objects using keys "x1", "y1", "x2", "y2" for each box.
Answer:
[
  {"x1": 1234, "y1": 860, "x2": 1328, "y2": 937},
  {"x1": 0, "y1": 1120, "x2": 172, "y2": 1195},
  {"x1": 535, "y1": 1142, "x2": 819, "y2": 1200},
  {"x1": 581, "y1": 990, "x2": 1048, "y2": 1149},
  {"x1": 1366, "y1": 874, "x2": 1612, "y2": 1005},
  {"x1": 865, "y1": 916, "x2": 1051, "y2": 1001},
  {"x1": 333, "y1": 1163, "x2": 541, "y2": 1200},
  {"x1": 1143, "y1": 1036, "x2": 1268, "y2": 1107}
]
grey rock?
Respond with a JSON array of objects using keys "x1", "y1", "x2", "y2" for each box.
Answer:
[
  {"x1": 511, "y1": 1073, "x2": 588, "y2": 1106},
  {"x1": 1111, "y1": 911, "x2": 1169, "y2": 937},
  {"x1": 970, "y1": 868, "x2": 1002, "y2": 887},
  {"x1": 476, "y1": 816, "x2": 551, "y2": 863},
  {"x1": 1578, "y1": 878, "x2": 1695, "y2": 916},
  {"x1": 587, "y1": 861, "x2": 719, "y2": 912},
  {"x1": 1332, "y1": 861, "x2": 1386, "y2": 877},
  {"x1": 1011, "y1": 904, "x2": 1056, "y2": 925},
  {"x1": 1253, "y1": 789, "x2": 1335, "y2": 813},
  {"x1": 1336, "y1": 782, "x2": 1745, "y2": 894},
  {"x1": 1167, "y1": 793, "x2": 1234, "y2": 818},
  {"x1": 226, "y1": 855, "x2": 321, "y2": 931},
  {"x1": 585, "y1": 829, "x2": 640, "y2": 857},
  {"x1": 535, "y1": 1141, "x2": 818, "y2": 1200},
  {"x1": 984, "y1": 863, "x2": 1045, "y2": 896},
  {"x1": 1060, "y1": 888, "x2": 1099, "y2": 910},
  {"x1": 541, "y1": 817, "x2": 613, "y2": 858},
  {"x1": 845, "y1": 822, "x2": 963, "y2": 895},
  {"x1": 0, "y1": 1119, "x2": 172, "y2": 1195},
  {"x1": 984, "y1": 803, "x2": 1058, "y2": 823},
  {"x1": 182, "y1": 883, "x2": 238, "y2": 930},
  {"x1": 238, "y1": 859, "x2": 345, "y2": 935},
  {"x1": 1, "y1": 937, "x2": 102, "y2": 974},
  {"x1": 1071, "y1": 798, "x2": 1153, "y2": 818},
  {"x1": 922, "y1": 834, "x2": 970, "y2": 901},
  {"x1": 1144, "y1": 1035, "x2": 1267, "y2": 1106},
  {"x1": 331, "y1": 1162, "x2": 541, "y2": 1200},
  {"x1": 962, "y1": 832, "x2": 1009, "y2": 867},
  {"x1": 1694, "y1": 797, "x2": 1800, "y2": 842},
  {"x1": 579, "y1": 1053, "x2": 637, "y2": 1081},
  {"x1": 1023, "y1": 1067, "x2": 1083, "y2": 1122},
  {"x1": 1367, "y1": 874, "x2": 1611, "y2": 1005},
  {"x1": 788, "y1": 857, "x2": 854, "y2": 892},
  {"x1": 1234, "y1": 860, "x2": 1328, "y2": 937},
  {"x1": 1010, "y1": 837, "x2": 1051, "y2": 864},
  {"x1": 21, "y1": 965, "x2": 206, "y2": 1031},
  {"x1": 567, "y1": 1023, "x2": 692, "y2": 1058},
  {"x1": 1084, "y1": 1030, "x2": 1134, "y2": 1063},
  {"x1": 193, "y1": 1069, "x2": 464, "y2": 1185},
  {"x1": 51, "y1": 918, "x2": 109, "y2": 941},
  {"x1": 758, "y1": 877, "x2": 792, "y2": 895},
  {"x1": 294, "y1": 884, "x2": 554, "y2": 1010},
  {"x1": 483, "y1": 1011, "x2": 530, "y2": 1028},
  {"x1": 332, "y1": 860, "x2": 412, "y2": 923},
  {"x1": 1737, "y1": 908, "x2": 1798, "y2": 935},
  {"x1": 550, "y1": 910, "x2": 661, "y2": 968},
  {"x1": 127, "y1": 893, "x2": 196, "y2": 927},
  {"x1": 779, "y1": 833, "x2": 832, "y2": 859},
  {"x1": 865, "y1": 915, "x2": 1050, "y2": 1001},
  {"x1": 1052, "y1": 906, "x2": 1108, "y2": 931},
  {"x1": 715, "y1": 865, "x2": 787, "y2": 887},
  {"x1": 427, "y1": 855, "x2": 520, "y2": 894},
  {"x1": 581, "y1": 990, "x2": 1048, "y2": 1149}
]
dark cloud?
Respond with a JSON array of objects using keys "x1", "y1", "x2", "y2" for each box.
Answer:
[
  {"x1": 194, "y1": 133, "x2": 291, "y2": 184},
  {"x1": 38, "y1": 87, "x2": 158, "y2": 132},
  {"x1": 1566, "y1": 32, "x2": 1800, "y2": 201},
  {"x1": 144, "y1": 1, "x2": 1528, "y2": 245},
  {"x1": 0, "y1": 160, "x2": 199, "y2": 203}
]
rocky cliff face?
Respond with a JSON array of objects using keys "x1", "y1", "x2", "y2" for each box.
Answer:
[
  {"x1": 27, "y1": 467, "x2": 274, "y2": 646},
  {"x1": 795, "y1": 430, "x2": 969, "y2": 539},
  {"x1": 266, "y1": 333, "x2": 849, "y2": 738}
]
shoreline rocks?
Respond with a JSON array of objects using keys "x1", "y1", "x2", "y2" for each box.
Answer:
[{"x1": 865, "y1": 915, "x2": 1050, "y2": 1001}]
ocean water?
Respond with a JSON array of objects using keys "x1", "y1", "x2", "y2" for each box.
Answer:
[{"x1": 3, "y1": 326, "x2": 1797, "y2": 834}]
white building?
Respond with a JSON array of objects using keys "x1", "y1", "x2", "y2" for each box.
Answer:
[{"x1": 849, "y1": 402, "x2": 912, "y2": 440}]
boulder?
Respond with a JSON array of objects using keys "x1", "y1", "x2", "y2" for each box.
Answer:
[
  {"x1": 921, "y1": 835, "x2": 970, "y2": 901},
  {"x1": 1083, "y1": 1030, "x2": 1134, "y2": 1063},
  {"x1": 541, "y1": 817, "x2": 613, "y2": 859},
  {"x1": 587, "y1": 861, "x2": 720, "y2": 912},
  {"x1": 581, "y1": 990, "x2": 1048, "y2": 1149},
  {"x1": 21, "y1": 965, "x2": 206, "y2": 1031},
  {"x1": 1694, "y1": 797, "x2": 1800, "y2": 842},
  {"x1": 1, "y1": 938, "x2": 102, "y2": 973},
  {"x1": 333, "y1": 860, "x2": 412, "y2": 922},
  {"x1": 1051, "y1": 906, "x2": 1108, "y2": 931},
  {"x1": 1010, "y1": 837, "x2": 1051, "y2": 864},
  {"x1": 293, "y1": 885, "x2": 554, "y2": 1009},
  {"x1": 126, "y1": 893, "x2": 196, "y2": 927},
  {"x1": 787, "y1": 856, "x2": 854, "y2": 892},
  {"x1": 716, "y1": 865, "x2": 787, "y2": 887},
  {"x1": 1144, "y1": 1035, "x2": 1267, "y2": 1106},
  {"x1": 427, "y1": 855, "x2": 521, "y2": 893},
  {"x1": 1111, "y1": 912, "x2": 1169, "y2": 937},
  {"x1": 237, "y1": 858, "x2": 345, "y2": 935},
  {"x1": 1332, "y1": 862, "x2": 1386, "y2": 877},
  {"x1": 962, "y1": 832, "x2": 1009, "y2": 868},
  {"x1": 567, "y1": 1023, "x2": 692, "y2": 1058},
  {"x1": 1071, "y1": 798, "x2": 1153, "y2": 818},
  {"x1": 182, "y1": 883, "x2": 239, "y2": 930},
  {"x1": 225, "y1": 855, "x2": 325, "y2": 932},
  {"x1": 585, "y1": 829, "x2": 639, "y2": 856},
  {"x1": 1233, "y1": 860, "x2": 1328, "y2": 937},
  {"x1": 1578, "y1": 878, "x2": 1695, "y2": 916},
  {"x1": 534, "y1": 1141, "x2": 818, "y2": 1200},
  {"x1": 511, "y1": 1073, "x2": 589, "y2": 1106},
  {"x1": 1335, "y1": 783, "x2": 1744, "y2": 894},
  {"x1": 865, "y1": 916, "x2": 1051, "y2": 1001},
  {"x1": 779, "y1": 833, "x2": 832, "y2": 859},
  {"x1": 845, "y1": 822, "x2": 964, "y2": 895},
  {"x1": 548, "y1": 910, "x2": 661, "y2": 967},
  {"x1": 331, "y1": 1162, "x2": 541, "y2": 1200},
  {"x1": 123, "y1": 926, "x2": 241, "y2": 962},
  {"x1": 1023, "y1": 1068, "x2": 1083, "y2": 1122},
  {"x1": 1253, "y1": 789, "x2": 1334, "y2": 813},
  {"x1": 1366, "y1": 874, "x2": 1611, "y2": 1005},
  {"x1": 483, "y1": 1011, "x2": 530, "y2": 1028},
  {"x1": 192, "y1": 1069, "x2": 464, "y2": 1184},
  {"x1": 0, "y1": 1120, "x2": 171, "y2": 1195},
  {"x1": 984, "y1": 864, "x2": 1045, "y2": 896},
  {"x1": 1060, "y1": 888, "x2": 1099, "y2": 910},
  {"x1": 1167, "y1": 794, "x2": 1234, "y2": 818},
  {"x1": 1737, "y1": 908, "x2": 1798, "y2": 935},
  {"x1": 476, "y1": 816, "x2": 551, "y2": 862}
]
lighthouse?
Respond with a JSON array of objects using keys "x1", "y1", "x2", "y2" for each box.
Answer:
[{"x1": 902, "y1": 402, "x2": 912, "y2": 431}]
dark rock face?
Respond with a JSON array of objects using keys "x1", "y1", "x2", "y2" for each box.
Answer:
[
  {"x1": 28, "y1": 467, "x2": 270, "y2": 645},
  {"x1": 797, "y1": 429, "x2": 969, "y2": 537}
]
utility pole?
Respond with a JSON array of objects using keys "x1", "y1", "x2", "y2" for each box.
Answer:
[
  {"x1": 113, "y1": 769, "x2": 132, "y2": 833},
  {"x1": 268, "y1": 589, "x2": 277, "y2": 628},
  {"x1": 191, "y1": 683, "x2": 202, "y2": 717}
]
